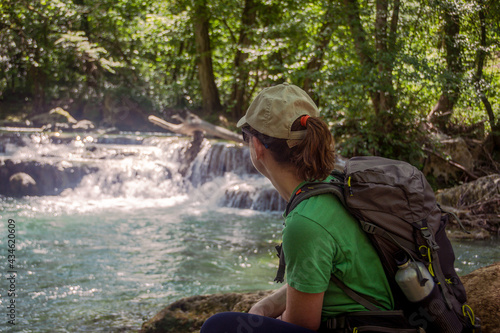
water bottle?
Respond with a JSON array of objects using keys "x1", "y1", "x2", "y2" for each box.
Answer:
[{"x1": 395, "y1": 257, "x2": 435, "y2": 302}]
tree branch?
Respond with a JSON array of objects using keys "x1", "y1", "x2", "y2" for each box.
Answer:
[{"x1": 148, "y1": 113, "x2": 245, "y2": 144}]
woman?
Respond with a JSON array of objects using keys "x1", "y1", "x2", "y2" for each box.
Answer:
[{"x1": 201, "y1": 83, "x2": 393, "y2": 332}]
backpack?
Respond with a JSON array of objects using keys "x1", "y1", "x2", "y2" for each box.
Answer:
[{"x1": 276, "y1": 156, "x2": 481, "y2": 333}]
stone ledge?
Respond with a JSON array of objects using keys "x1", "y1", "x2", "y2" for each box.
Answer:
[{"x1": 141, "y1": 262, "x2": 500, "y2": 333}]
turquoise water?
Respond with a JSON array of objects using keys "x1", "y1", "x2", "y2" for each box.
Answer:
[
  {"x1": 0, "y1": 135, "x2": 498, "y2": 332},
  {"x1": 1, "y1": 198, "x2": 498, "y2": 332},
  {"x1": 1, "y1": 200, "x2": 284, "y2": 332}
]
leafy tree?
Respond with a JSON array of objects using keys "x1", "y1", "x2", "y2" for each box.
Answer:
[{"x1": 0, "y1": 0, "x2": 498, "y2": 164}]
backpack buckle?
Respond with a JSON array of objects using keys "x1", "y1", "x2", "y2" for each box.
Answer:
[
  {"x1": 421, "y1": 227, "x2": 440, "y2": 251},
  {"x1": 363, "y1": 222, "x2": 378, "y2": 234}
]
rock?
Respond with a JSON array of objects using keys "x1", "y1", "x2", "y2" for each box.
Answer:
[
  {"x1": 0, "y1": 160, "x2": 98, "y2": 196},
  {"x1": 141, "y1": 263, "x2": 500, "y2": 333},
  {"x1": 30, "y1": 107, "x2": 78, "y2": 127},
  {"x1": 140, "y1": 291, "x2": 273, "y2": 333},
  {"x1": 423, "y1": 137, "x2": 474, "y2": 183},
  {"x1": 222, "y1": 186, "x2": 254, "y2": 209},
  {"x1": 220, "y1": 185, "x2": 286, "y2": 211},
  {"x1": 9, "y1": 172, "x2": 38, "y2": 196},
  {"x1": 436, "y1": 174, "x2": 500, "y2": 234},
  {"x1": 436, "y1": 174, "x2": 500, "y2": 210},
  {"x1": 446, "y1": 228, "x2": 492, "y2": 240},
  {"x1": 102, "y1": 94, "x2": 157, "y2": 131},
  {"x1": 72, "y1": 119, "x2": 95, "y2": 131},
  {"x1": 251, "y1": 188, "x2": 287, "y2": 211},
  {"x1": 461, "y1": 262, "x2": 500, "y2": 333}
]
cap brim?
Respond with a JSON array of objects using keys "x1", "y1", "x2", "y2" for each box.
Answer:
[{"x1": 236, "y1": 116, "x2": 247, "y2": 128}]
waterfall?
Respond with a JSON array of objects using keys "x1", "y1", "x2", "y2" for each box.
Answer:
[{"x1": 0, "y1": 132, "x2": 286, "y2": 211}]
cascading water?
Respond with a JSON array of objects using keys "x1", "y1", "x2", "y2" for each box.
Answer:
[
  {"x1": 0, "y1": 132, "x2": 497, "y2": 332},
  {"x1": 0, "y1": 132, "x2": 285, "y2": 212},
  {"x1": 0, "y1": 132, "x2": 288, "y2": 332}
]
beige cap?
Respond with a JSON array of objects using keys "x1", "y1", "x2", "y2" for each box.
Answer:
[{"x1": 237, "y1": 83, "x2": 319, "y2": 146}]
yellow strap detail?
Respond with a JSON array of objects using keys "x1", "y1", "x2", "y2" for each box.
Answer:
[
  {"x1": 428, "y1": 263, "x2": 435, "y2": 277},
  {"x1": 462, "y1": 304, "x2": 475, "y2": 330},
  {"x1": 353, "y1": 328, "x2": 358, "y2": 333},
  {"x1": 420, "y1": 245, "x2": 436, "y2": 277}
]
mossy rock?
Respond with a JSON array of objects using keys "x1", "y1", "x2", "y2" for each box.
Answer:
[
  {"x1": 140, "y1": 291, "x2": 273, "y2": 333},
  {"x1": 30, "y1": 107, "x2": 77, "y2": 126}
]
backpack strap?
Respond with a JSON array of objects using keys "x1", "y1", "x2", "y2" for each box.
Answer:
[
  {"x1": 361, "y1": 221, "x2": 416, "y2": 255},
  {"x1": 438, "y1": 203, "x2": 470, "y2": 234},
  {"x1": 330, "y1": 274, "x2": 383, "y2": 311},
  {"x1": 274, "y1": 243, "x2": 286, "y2": 283},
  {"x1": 285, "y1": 180, "x2": 345, "y2": 217}
]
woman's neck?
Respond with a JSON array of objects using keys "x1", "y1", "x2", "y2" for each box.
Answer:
[{"x1": 266, "y1": 164, "x2": 304, "y2": 202}]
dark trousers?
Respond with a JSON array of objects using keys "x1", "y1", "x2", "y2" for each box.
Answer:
[{"x1": 200, "y1": 312, "x2": 318, "y2": 333}]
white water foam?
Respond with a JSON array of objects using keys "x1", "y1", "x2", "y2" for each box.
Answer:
[{"x1": 4, "y1": 133, "x2": 282, "y2": 214}]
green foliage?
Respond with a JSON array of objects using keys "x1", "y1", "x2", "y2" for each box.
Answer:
[{"x1": 0, "y1": 0, "x2": 498, "y2": 164}]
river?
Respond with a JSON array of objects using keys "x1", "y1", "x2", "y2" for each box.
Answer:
[{"x1": 0, "y1": 131, "x2": 498, "y2": 332}]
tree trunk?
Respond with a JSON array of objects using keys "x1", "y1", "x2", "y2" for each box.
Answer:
[
  {"x1": 343, "y1": 0, "x2": 378, "y2": 110},
  {"x1": 429, "y1": 2, "x2": 462, "y2": 130},
  {"x1": 230, "y1": 0, "x2": 257, "y2": 119},
  {"x1": 31, "y1": 46, "x2": 46, "y2": 115},
  {"x1": 343, "y1": 0, "x2": 399, "y2": 132},
  {"x1": 302, "y1": 3, "x2": 337, "y2": 103},
  {"x1": 474, "y1": 0, "x2": 500, "y2": 150},
  {"x1": 193, "y1": 0, "x2": 222, "y2": 114},
  {"x1": 375, "y1": 0, "x2": 398, "y2": 116},
  {"x1": 32, "y1": 68, "x2": 46, "y2": 114},
  {"x1": 374, "y1": 0, "x2": 395, "y2": 132}
]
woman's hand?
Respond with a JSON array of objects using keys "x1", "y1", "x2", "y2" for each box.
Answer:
[{"x1": 248, "y1": 284, "x2": 287, "y2": 318}]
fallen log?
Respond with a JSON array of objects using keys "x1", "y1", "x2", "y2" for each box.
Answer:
[
  {"x1": 0, "y1": 126, "x2": 43, "y2": 133},
  {"x1": 148, "y1": 113, "x2": 245, "y2": 144}
]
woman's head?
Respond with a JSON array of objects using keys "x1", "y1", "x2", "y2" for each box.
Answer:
[{"x1": 238, "y1": 83, "x2": 335, "y2": 181}]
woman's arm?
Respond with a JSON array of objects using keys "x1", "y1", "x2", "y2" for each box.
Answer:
[
  {"x1": 248, "y1": 284, "x2": 287, "y2": 318},
  {"x1": 282, "y1": 285, "x2": 324, "y2": 331}
]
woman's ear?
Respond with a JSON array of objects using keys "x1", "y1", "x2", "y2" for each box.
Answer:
[{"x1": 252, "y1": 136, "x2": 266, "y2": 160}]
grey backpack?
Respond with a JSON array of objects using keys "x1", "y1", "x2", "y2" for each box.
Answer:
[{"x1": 279, "y1": 156, "x2": 480, "y2": 333}]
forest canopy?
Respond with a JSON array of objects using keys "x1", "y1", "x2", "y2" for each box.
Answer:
[{"x1": 0, "y1": 0, "x2": 499, "y2": 163}]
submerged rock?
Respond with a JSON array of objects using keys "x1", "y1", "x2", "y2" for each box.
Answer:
[
  {"x1": 140, "y1": 262, "x2": 500, "y2": 333},
  {"x1": 0, "y1": 159, "x2": 98, "y2": 197},
  {"x1": 9, "y1": 172, "x2": 38, "y2": 196}
]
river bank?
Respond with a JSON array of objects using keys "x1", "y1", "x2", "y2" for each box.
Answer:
[{"x1": 140, "y1": 262, "x2": 500, "y2": 333}]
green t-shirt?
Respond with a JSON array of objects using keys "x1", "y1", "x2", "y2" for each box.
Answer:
[{"x1": 282, "y1": 177, "x2": 394, "y2": 319}]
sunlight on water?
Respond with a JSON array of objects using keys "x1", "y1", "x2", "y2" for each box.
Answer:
[
  {"x1": 0, "y1": 133, "x2": 498, "y2": 332},
  {"x1": 1, "y1": 203, "x2": 284, "y2": 332}
]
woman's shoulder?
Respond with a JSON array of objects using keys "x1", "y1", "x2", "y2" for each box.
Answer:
[{"x1": 286, "y1": 191, "x2": 360, "y2": 235}]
